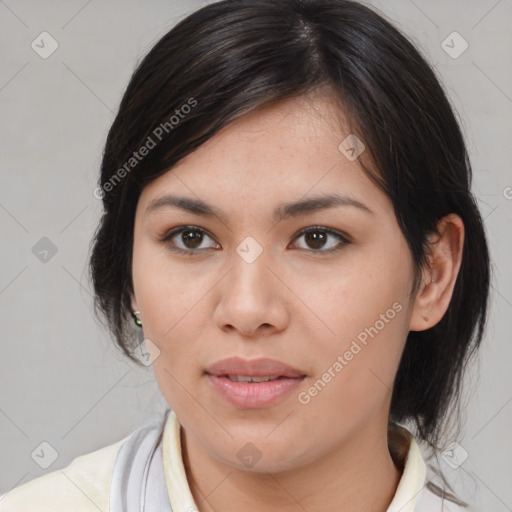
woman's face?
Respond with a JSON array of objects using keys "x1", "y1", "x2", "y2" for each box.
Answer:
[{"x1": 131, "y1": 93, "x2": 420, "y2": 472}]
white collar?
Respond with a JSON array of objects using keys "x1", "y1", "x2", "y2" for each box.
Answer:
[{"x1": 162, "y1": 410, "x2": 427, "y2": 511}]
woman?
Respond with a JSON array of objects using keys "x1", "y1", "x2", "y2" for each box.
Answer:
[{"x1": 0, "y1": 0, "x2": 490, "y2": 510}]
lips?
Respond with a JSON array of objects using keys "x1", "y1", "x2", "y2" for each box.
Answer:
[
  {"x1": 205, "y1": 357, "x2": 306, "y2": 409},
  {"x1": 205, "y1": 356, "x2": 305, "y2": 379}
]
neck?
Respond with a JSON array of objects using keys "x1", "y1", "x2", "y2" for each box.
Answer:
[{"x1": 181, "y1": 419, "x2": 405, "y2": 512}]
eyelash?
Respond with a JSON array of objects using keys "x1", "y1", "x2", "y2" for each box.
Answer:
[{"x1": 159, "y1": 225, "x2": 351, "y2": 256}]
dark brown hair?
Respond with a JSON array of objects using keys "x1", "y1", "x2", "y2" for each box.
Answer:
[{"x1": 89, "y1": 0, "x2": 490, "y2": 466}]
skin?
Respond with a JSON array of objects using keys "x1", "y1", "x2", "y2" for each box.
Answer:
[{"x1": 131, "y1": 92, "x2": 464, "y2": 512}]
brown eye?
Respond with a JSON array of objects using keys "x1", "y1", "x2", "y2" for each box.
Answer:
[
  {"x1": 161, "y1": 226, "x2": 219, "y2": 255},
  {"x1": 181, "y1": 228, "x2": 205, "y2": 249},
  {"x1": 291, "y1": 226, "x2": 350, "y2": 253},
  {"x1": 304, "y1": 230, "x2": 328, "y2": 249}
]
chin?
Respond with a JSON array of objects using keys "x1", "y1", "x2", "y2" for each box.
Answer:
[{"x1": 212, "y1": 434, "x2": 311, "y2": 475}]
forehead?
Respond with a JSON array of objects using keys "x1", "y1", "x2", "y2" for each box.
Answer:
[{"x1": 137, "y1": 93, "x2": 389, "y2": 218}]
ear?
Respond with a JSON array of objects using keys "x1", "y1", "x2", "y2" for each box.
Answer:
[{"x1": 409, "y1": 213, "x2": 464, "y2": 332}]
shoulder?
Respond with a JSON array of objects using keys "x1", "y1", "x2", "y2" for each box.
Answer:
[
  {"x1": 0, "y1": 436, "x2": 126, "y2": 512},
  {"x1": 388, "y1": 425, "x2": 477, "y2": 512}
]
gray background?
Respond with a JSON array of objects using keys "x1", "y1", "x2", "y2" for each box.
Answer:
[{"x1": 1, "y1": 0, "x2": 511, "y2": 509}]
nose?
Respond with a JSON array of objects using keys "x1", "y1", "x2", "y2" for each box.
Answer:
[{"x1": 212, "y1": 251, "x2": 290, "y2": 338}]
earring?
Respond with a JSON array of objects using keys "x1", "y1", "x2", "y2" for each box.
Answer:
[{"x1": 131, "y1": 310, "x2": 142, "y2": 328}]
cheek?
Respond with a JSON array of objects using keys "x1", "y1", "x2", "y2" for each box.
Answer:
[
  {"x1": 133, "y1": 240, "x2": 198, "y2": 332},
  {"x1": 134, "y1": 257, "x2": 208, "y2": 411},
  {"x1": 137, "y1": 274, "x2": 205, "y2": 356},
  {"x1": 299, "y1": 312, "x2": 406, "y2": 436},
  {"x1": 131, "y1": 243, "x2": 208, "y2": 375},
  {"x1": 292, "y1": 252, "x2": 410, "y2": 415},
  {"x1": 291, "y1": 249, "x2": 409, "y2": 351}
]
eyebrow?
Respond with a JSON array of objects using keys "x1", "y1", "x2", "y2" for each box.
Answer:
[{"x1": 144, "y1": 193, "x2": 375, "y2": 223}]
